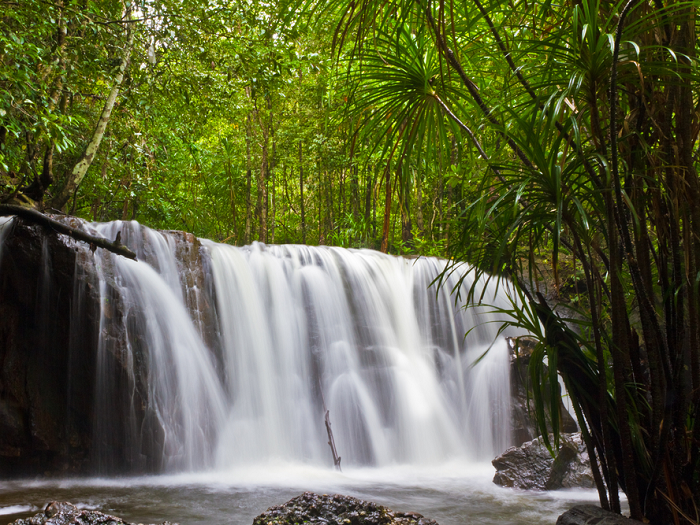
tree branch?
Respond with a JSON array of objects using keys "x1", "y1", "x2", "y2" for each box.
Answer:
[{"x1": 0, "y1": 205, "x2": 137, "y2": 260}]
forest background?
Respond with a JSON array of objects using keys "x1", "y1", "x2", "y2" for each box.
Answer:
[
  {"x1": 2, "y1": 0, "x2": 700, "y2": 523},
  {"x1": 0, "y1": 0, "x2": 455, "y2": 254}
]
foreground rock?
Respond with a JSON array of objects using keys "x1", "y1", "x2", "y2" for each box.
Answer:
[
  {"x1": 492, "y1": 432, "x2": 594, "y2": 490},
  {"x1": 557, "y1": 505, "x2": 645, "y2": 525},
  {"x1": 253, "y1": 492, "x2": 438, "y2": 525},
  {"x1": 9, "y1": 501, "x2": 176, "y2": 525}
]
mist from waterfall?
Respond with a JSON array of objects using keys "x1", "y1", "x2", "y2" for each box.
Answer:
[{"x1": 73, "y1": 221, "x2": 516, "y2": 473}]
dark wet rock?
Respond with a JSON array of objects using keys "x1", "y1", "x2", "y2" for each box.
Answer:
[
  {"x1": 492, "y1": 432, "x2": 594, "y2": 490},
  {"x1": 0, "y1": 218, "x2": 219, "y2": 476},
  {"x1": 166, "y1": 231, "x2": 222, "y2": 367},
  {"x1": 252, "y1": 492, "x2": 438, "y2": 525},
  {"x1": 556, "y1": 505, "x2": 645, "y2": 525},
  {"x1": 0, "y1": 218, "x2": 100, "y2": 475},
  {"x1": 9, "y1": 501, "x2": 177, "y2": 525},
  {"x1": 507, "y1": 336, "x2": 578, "y2": 446}
]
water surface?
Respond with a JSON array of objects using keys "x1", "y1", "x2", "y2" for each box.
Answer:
[{"x1": 0, "y1": 464, "x2": 602, "y2": 525}]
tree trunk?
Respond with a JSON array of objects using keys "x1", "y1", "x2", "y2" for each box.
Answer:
[
  {"x1": 226, "y1": 159, "x2": 237, "y2": 244},
  {"x1": 245, "y1": 110, "x2": 253, "y2": 244},
  {"x1": 271, "y1": 165, "x2": 276, "y2": 244},
  {"x1": 256, "y1": 102, "x2": 269, "y2": 243},
  {"x1": 51, "y1": 3, "x2": 133, "y2": 210},
  {"x1": 380, "y1": 165, "x2": 391, "y2": 253},
  {"x1": 364, "y1": 165, "x2": 373, "y2": 242},
  {"x1": 415, "y1": 175, "x2": 424, "y2": 235},
  {"x1": 299, "y1": 142, "x2": 306, "y2": 244},
  {"x1": 0, "y1": 205, "x2": 136, "y2": 259},
  {"x1": 270, "y1": 99, "x2": 276, "y2": 244}
]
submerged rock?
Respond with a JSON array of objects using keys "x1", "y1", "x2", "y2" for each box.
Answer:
[
  {"x1": 9, "y1": 501, "x2": 176, "y2": 525},
  {"x1": 492, "y1": 432, "x2": 594, "y2": 490},
  {"x1": 557, "y1": 505, "x2": 645, "y2": 525},
  {"x1": 252, "y1": 492, "x2": 438, "y2": 525}
]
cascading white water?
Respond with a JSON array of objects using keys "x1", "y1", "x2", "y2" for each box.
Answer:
[
  {"x1": 87, "y1": 222, "x2": 227, "y2": 472},
  {"x1": 77, "y1": 222, "x2": 517, "y2": 472},
  {"x1": 208, "y1": 243, "x2": 513, "y2": 468}
]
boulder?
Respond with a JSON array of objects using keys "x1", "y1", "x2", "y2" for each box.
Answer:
[
  {"x1": 9, "y1": 501, "x2": 176, "y2": 525},
  {"x1": 557, "y1": 505, "x2": 645, "y2": 525},
  {"x1": 492, "y1": 433, "x2": 594, "y2": 490},
  {"x1": 252, "y1": 492, "x2": 438, "y2": 525}
]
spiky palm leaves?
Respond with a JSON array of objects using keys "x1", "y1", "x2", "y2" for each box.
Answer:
[{"x1": 309, "y1": 0, "x2": 700, "y2": 521}]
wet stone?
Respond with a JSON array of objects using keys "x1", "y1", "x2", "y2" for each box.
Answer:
[
  {"x1": 492, "y1": 432, "x2": 594, "y2": 490},
  {"x1": 252, "y1": 493, "x2": 439, "y2": 525},
  {"x1": 557, "y1": 505, "x2": 645, "y2": 525},
  {"x1": 9, "y1": 502, "x2": 177, "y2": 525}
]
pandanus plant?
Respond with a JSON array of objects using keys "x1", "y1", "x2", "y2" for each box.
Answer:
[{"x1": 303, "y1": 0, "x2": 700, "y2": 521}]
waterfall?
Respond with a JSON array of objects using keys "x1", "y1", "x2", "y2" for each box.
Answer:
[
  {"x1": 207, "y1": 243, "x2": 513, "y2": 468},
  {"x1": 1, "y1": 218, "x2": 517, "y2": 474}
]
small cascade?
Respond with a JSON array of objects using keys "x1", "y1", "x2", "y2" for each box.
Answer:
[{"x1": 85, "y1": 221, "x2": 227, "y2": 473}]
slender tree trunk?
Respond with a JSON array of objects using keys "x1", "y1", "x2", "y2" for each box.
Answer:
[
  {"x1": 401, "y1": 200, "x2": 412, "y2": 245},
  {"x1": 415, "y1": 175, "x2": 425, "y2": 235},
  {"x1": 352, "y1": 165, "x2": 359, "y2": 223},
  {"x1": 299, "y1": 141, "x2": 306, "y2": 244},
  {"x1": 245, "y1": 110, "x2": 253, "y2": 244},
  {"x1": 327, "y1": 170, "x2": 333, "y2": 240},
  {"x1": 256, "y1": 108, "x2": 269, "y2": 243},
  {"x1": 372, "y1": 164, "x2": 378, "y2": 240},
  {"x1": 364, "y1": 165, "x2": 373, "y2": 242},
  {"x1": 51, "y1": 3, "x2": 133, "y2": 210},
  {"x1": 226, "y1": 160, "x2": 237, "y2": 243},
  {"x1": 271, "y1": 165, "x2": 276, "y2": 244},
  {"x1": 318, "y1": 162, "x2": 324, "y2": 245},
  {"x1": 380, "y1": 165, "x2": 391, "y2": 253}
]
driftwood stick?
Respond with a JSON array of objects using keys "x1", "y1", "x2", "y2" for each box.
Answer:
[
  {"x1": 319, "y1": 380, "x2": 342, "y2": 471},
  {"x1": 0, "y1": 204, "x2": 137, "y2": 260}
]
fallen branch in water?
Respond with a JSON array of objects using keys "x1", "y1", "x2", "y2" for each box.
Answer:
[
  {"x1": 0, "y1": 204, "x2": 137, "y2": 260},
  {"x1": 319, "y1": 380, "x2": 342, "y2": 471}
]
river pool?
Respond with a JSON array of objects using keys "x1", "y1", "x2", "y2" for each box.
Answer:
[{"x1": 0, "y1": 463, "x2": 608, "y2": 525}]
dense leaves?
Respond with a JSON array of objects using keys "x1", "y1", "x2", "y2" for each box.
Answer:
[
  {"x1": 319, "y1": 0, "x2": 700, "y2": 521},
  {"x1": 0, "y1": 0, "x2": 456, "y2": 253}
]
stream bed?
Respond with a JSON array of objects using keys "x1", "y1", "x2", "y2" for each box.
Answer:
[{"x1": 0, "y1": 463, "x2": 605, "y2": 525}]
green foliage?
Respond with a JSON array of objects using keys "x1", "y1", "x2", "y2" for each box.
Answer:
[
  {"x1": 320, "y1": 0, "x2": 700, "y2": 520},
  {"x1": 0, "y1": 0, "x2": 460, "y2": 255}
]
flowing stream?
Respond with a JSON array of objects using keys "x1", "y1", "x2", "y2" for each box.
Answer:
[{"x1": 0, "y1": 220, "x2": 599, "y2": 524}]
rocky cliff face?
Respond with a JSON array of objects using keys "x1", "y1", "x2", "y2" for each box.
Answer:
[
  {"x1": 0, "y1": 218, "x2": 226, "y2": 476},
  {"x1": 0, "y1": 218, "x2": 100, "y2": 475}
]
